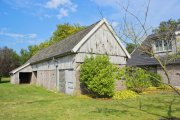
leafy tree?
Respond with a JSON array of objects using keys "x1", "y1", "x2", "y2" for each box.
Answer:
[
  {"x1": 0, "y1": 47, "x2": 20, "y2": 77},
  {"x1": 126, "y1": 43, "x2": 136, "y2": 54},
  {"x1": 20, "y1": 49, "x2": 31, "y2": 65},
  {"x1": 20, "y1": 23, "x2": 84, "y2": 64},
  {"x1": 50, "y1": 23, "x2": 84, "y2": 43},
  {"x1": 152, "y1": 19, "x2": 180, "y2": 33},
  {"x1": 80, "y1": 56, "x2": 118, "y2": 98}
]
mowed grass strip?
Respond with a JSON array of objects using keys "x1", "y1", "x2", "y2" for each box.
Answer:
[{"x1": 0, "y1": 78, "x2": 180, "y2": 120}]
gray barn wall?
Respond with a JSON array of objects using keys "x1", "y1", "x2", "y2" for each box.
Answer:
[
  {"x1": 157, "y1": 64, "x2": 180, "y2": 87},
  {"x1": 31, "y1": 54, "x2": 76, "y2": 92},
  {"x1": 78, "y1": 23, "x2": 126, "y2": 57},
  {"x1": 75, "y1": 53, "x2": 126, "y2": 65},
  {"x1": 10, "y1": 73, "x2": 19, "y2": 84}
]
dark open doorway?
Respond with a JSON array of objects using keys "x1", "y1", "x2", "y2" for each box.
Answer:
[{"x1": 19, "y1": 72, "x2": 32, "y2": 84}]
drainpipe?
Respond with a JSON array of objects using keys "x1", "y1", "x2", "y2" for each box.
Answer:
[
  {"x1": 53, "y1": 57, "x2": 58, "y2": 91},
  {"x1": 55, "y1": 65, "x2": 58, "y2": 91}
]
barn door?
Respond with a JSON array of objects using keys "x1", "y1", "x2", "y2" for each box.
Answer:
[
  {"x1": 59, "y1": 70, "x2": 66, "y2": 93},
  {"x1": 59, "y1": 69, "x2": 75, "y2": 94},
  {"x1": 65, "y1": 70, "x2": 75, "y2": 94}
]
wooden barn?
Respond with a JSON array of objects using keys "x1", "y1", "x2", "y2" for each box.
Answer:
[{"x1": 10, "y1": 19, "x2": 130, "y2": 94}]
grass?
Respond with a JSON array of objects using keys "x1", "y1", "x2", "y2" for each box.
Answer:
[{"x1": 0, "y1": 78, "x2": 180, "y2": 120}]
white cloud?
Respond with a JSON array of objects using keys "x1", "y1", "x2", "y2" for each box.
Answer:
[
  {"x1": 45, "y1": 0, "x2": 77, "y2": 19},
  {"x1": 0, "y1": 30, "x2": 37, "y2": 39},
  {"x1": 3, "y1": 0, "x2": 77, "y2": 19},
  {"x1": 45, "y1": 0, "x2": 71, "y2": 9},
  {"x1": 57, "y1": 8, "x2": 68, "y2": 19},
  {"x1": 111, "y1": 21, "x2": 119, "y2": 28}
]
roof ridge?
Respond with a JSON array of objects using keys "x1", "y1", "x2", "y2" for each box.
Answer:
[{"x1": 28, "y1": 20, "x2": 101, "y2": 63}]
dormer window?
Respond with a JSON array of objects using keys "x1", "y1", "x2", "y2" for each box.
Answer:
[{"x1": 155, "y1": 40, "x2": 172, "y2": 52}]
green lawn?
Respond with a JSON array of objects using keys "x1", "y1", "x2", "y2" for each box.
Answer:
[{"x1": 0, "y1": 78, "x2": 180, "y2": 120}]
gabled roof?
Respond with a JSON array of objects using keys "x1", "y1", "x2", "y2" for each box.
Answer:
[
  {"x1": 10, "y1": 63, "x2": 30, "y2": 74},
  {"x1": 28, "y1": 18, "x2": 130, "y2": 64}
]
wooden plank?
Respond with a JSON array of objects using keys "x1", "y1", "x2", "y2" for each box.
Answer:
[{"x1": 78, "y1": 24, "x2": 126, "y2": 56}]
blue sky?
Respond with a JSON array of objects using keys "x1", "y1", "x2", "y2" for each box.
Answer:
[{"x1": 0, "y1": 0, "x2": 180, "y2": 53}]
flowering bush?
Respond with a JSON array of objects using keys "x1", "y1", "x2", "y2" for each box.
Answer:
[{"x1": 113, "y1": 90, "x2": 138, "y2": 100}]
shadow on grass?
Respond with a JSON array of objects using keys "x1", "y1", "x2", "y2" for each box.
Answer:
[
  {"x1": 0, "y1": 80, "x2": 10, "y2": 84},
  {"x1": 120, "y1": 95, "x2": 180, "y2": 120},
  {"x1": 91, "y1": 108, "x2": 128, "y2": 117}
]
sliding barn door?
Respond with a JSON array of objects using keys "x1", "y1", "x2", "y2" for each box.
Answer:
[{"x1": 59, "y1": 69, "x2": 75, "y2": 94}]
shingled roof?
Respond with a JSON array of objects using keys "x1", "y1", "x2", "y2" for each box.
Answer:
[
  {"x1": 127, "y1": 48, "x2": 159, "y2": 66},
  {"x1": 127, "y1": 44, "x2": 180, "y2": 66},
  {"x1": 127, "y1": 33, "x2": 180, "y2": 66},
  {"x1": 28, "y1": 20, "x2": 100, "y2": 64}
]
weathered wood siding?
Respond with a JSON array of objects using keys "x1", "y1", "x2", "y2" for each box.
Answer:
[
  {"x1": 36, "y1": 70, "x2": 56, "y2": 91},
  {"x1": 31, "y1": 54, "x2": 76, "y2": 92},
  {"x1": 78, "y1": 23, "x2": 126, "y2": 57},
  {"x1": 32, "y1": 54, "x2": 75, "y2": 71},
  {"x1": 75, "y1": 53, "x2": 126, "y2": 65},
  {"x1": 10, "y1": 73, "x2": 19, "y2": 84}
]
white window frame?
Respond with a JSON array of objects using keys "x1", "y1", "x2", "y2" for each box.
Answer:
[{"x1": 155, "y1": 40, "x2": 172, "y2": 53}]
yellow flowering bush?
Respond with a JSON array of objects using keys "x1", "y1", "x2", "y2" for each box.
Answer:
[
  {"x1": 146, "y1": 87, "x2": 158, "y2": 91},
  {"x1": 113, "y1": 90, "x2": 138, "y2": 100}
]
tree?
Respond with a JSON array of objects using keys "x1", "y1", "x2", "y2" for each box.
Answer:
[
  {"x1": 0, "y1": 47, "x2": 20, "y2": 77},
  {"x1": 20, "y1": 23, "x2": 85, "y2": 64},
  {"x1": 126, "y1": 43, "x2": 136, "y2": 54},
  {"x1": 152, "y1": 19, "x2": 180, "y2": 33},
  {"x1": 50, "y1": 23, "x2": 85, "y2": 43}
]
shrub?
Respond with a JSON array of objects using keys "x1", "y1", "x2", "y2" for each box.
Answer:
[
  {"x1": 119, "y1": 67, "x2": 152, "y2": 93},
  {"x1": 149, "y1": 72, "x2": 162, "y2": 87},
  {"x1": 113, "y1": 90, "x2": 138, "y2": 100},
  {"x1": 0, "y1": 73, "x2": 2, "y2": 83},
  {"x1": 80, "y1": 56, "x2": 118, "y2": 98},
  {"x1": 158, "y1": 84, "x2": 172, "y2": 90}
]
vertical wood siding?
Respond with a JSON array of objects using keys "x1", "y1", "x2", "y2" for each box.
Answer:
[{"x1": 78, "y1": 23, "x2": 126, "y2": 56}]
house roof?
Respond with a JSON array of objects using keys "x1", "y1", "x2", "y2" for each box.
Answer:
[
  {"x1": 127, "y1": 48, "x2": 180, "y2": 66},
  {"x1": 28, "y1": 18, "x2": 130, "y2": 64},
  {"x1": 127, "y1": 48, "x2": 159, "y2": 66},
  {"x1": 127, "y1": 38, "x2": 180, "y2": 66}
]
